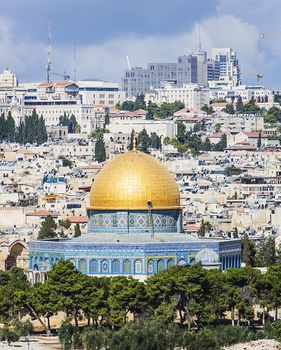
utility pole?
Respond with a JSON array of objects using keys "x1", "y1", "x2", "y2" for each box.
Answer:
[{"x1": 73, "y1": 45, "x2": 77, "y2": 81}]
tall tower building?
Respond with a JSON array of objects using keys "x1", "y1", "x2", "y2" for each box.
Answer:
[{"x1": 211, "y1": 48, "x2": 241, "y2": 86}]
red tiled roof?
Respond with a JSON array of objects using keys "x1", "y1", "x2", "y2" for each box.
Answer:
[
  {"x1": 183, "y1": 225, "x2": 200, "y2": 231},
  {"x1": 66, "y1": 216, "x2": 87, "y2": 224},
  {"x1": 243, "y1": 132, "x2": 266, "y2": 138},
  {"x1": 26, "y1": 210, "x2": 59, "y2": 217},
  {"x1": 177, "y1": 116, "x2": 205, "y2": 122},
  {"x1": 211, "y1": 102, "x2": 228, "y2": 107}
]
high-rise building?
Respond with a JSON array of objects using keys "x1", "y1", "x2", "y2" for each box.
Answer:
[
  {"x1": 210, "y1": 48, "x2": 241, "y2": 86},
  {"x1": 122, "y1": 52, "x2": 208, "y2": 98},
  {"x1": 207, "y1": 59, "x2": 220, "y2": 81}
]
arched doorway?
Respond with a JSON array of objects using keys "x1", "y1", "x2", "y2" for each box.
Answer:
[{"x1": 5, "y1": 241, "x2": 27, "y2": 270}]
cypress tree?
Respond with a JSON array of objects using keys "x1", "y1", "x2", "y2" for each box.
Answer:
[
  {"x1": 95, "y1": 138, "x2": 106, "y2": 162},
  {"x1": 74, "y1": 223, "x2": 82, "y2": 237},
  {"x1": 137, "y1": 128, "x2": 151, "y2": 153},
  {"x1": 6, "y1": 112, "x2": 15, "y2": 141}
]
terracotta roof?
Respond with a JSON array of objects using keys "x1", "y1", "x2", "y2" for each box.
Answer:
[
  {"x1": 38, "y1": 82, "x2": 53, "y2": 87},
  {"x1": 65, "y1": 216, "x2": 87, "y2": 224},
  {"x1": 177, "y1": 116, "x2": 205, "y2": 122},
  {"x1": 26, "y1": 210, "x2": 59, "y2": 217},
  {"x1": 227, "y1": 144, "x2": 256, "y2": 151},
  {"x1": 211, "y1": 102, "x2": 228, "y2": 107},
  {"x1": 38, "y1": 81, "x2": 75, "y2": 88},
  {"x1": 184, "y1": 225, "x2": 200, "y2": 231},
  {"x1": 243, "y1": 131, "x2": 266, "y2": 138},
  {"x1": 173, "y1": 108, "x2": 206, "y2": 116}
]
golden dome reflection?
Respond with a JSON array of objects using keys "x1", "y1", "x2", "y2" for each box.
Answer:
[{"x1": 88, "y1": 150, "x2": 180, "y2": 210}]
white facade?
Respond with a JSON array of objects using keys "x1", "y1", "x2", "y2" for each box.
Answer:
[
  {"x1": 211, "y1": 48, "x2": 241, "y2": 87},
  {"x1": 0, "y1": 69, "x2": 18, "y2": 88},
  {"x1": 209, "y1": 85, "x2": 275, "y2": 103},
  {"x1": 77, "y1": 80, "x2": 125, "y2": 107},
  {"x1": 208, "y1": 113, "x2": 264, "y2": 134},
  {"x1": 145, "y1": 84, "x2": 209, "y2": 109},
  {"x1": 108, "y1": 119, "x2": 177, "y2": 139}
]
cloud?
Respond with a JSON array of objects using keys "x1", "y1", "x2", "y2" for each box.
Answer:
[
  {"x1": 53, "y1": 15, "x2": 265, "y2": 85},
  {"x1": 0, "y1": 11, "x2": 275, "y2": 87}
]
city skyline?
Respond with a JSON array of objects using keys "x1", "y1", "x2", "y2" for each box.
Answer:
[{"x1": 0, "y1": 0, "x2": 281, "y2": 87}]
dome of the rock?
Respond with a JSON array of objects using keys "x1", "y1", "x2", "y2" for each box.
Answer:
[{"x1": 88, "y1": 150, "x2": 180, "y2": 210}]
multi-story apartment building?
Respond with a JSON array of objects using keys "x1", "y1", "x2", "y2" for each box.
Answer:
[
  {"x1": 145, "y1": 83, "x2": 210, "y2": 109},
  {"x1": 209, "y1": 85, "x2": 278, "y2": 107},
  {"x1": 0, "y1": 72, "x2": 125, "y2": 134},
  {"x1": 122, "y1": 52, "x2": 208, "y2": 98}
]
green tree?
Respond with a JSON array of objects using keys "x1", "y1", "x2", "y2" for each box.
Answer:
[
  {"x1": 177, "y1": 122, "x2": 186, "y2": 144},
  {"x1": 59, "y1": 156, "x2": 73, "y2": 168},
  {"x1": 38, "y1": 216, "x2": 57, "y2": 239},
  {"x1": 235, "y1": 96, "x2": 243, "y2": 112},
  {"x1": 74, "y1": 223, "x2": 82, "y2": 237},
  {"x1": 137, "y1": 129, "x2": 151, "y2": 153},
  {"x1": 60, "y1": 219, "x2": 71, "y2": 229},
  {"x1": 108, "y1": 276, "x2": 148, "y2": 326},
  {"x1": 150, "y1": 132, "x2": 161, "y2": 149},
  {"x1": 95, "y1": 138, "x2": 106, "y2": 163},
  {"x1": 6, "y1": 112, "x2": 15, "y2": 141},
  {"x1": 201, "y1": 104, "x2": 214, "y2": 115},
  {"x1": 241, "y1": 235, "x2": 256, "y2": 266},
  {"x1": 225, "y1": 165, "x2": 243, "y2": 177},
  {"x1": 257, "y1": 131, "x2": 262, "y2": 148},
  {"x1": 255, "y1": 237, "x2": 276, "y2": 267},
  {"x1": 222, "y1": 103, "x2": 235, "y2": 114}
]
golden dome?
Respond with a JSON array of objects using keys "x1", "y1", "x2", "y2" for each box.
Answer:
[{"x1": 88, "y1": 150, "x2": 180, "y2": 210}]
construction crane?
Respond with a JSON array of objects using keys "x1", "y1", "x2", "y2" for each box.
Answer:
[
  {"x1": 260, "y1": 31, "x2": 281, "y2": 39},
  {"x1": 126, "y1": 56, "x2": 131, "y2": 70},
  {"x1": 45, "y1": 24, "x2": 70, "y2": 82},
  {"x1": 245, "y1": 72, "x2": 263, "y2": 85}
]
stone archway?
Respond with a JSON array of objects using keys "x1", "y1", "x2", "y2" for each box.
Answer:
[{"x1": 5, "y1": 241, "x2": 27, "y2": 270}]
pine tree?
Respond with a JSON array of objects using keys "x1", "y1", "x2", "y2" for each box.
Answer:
[
  {"x1": 38, "y1": 216, "x2": 57, "y2": 239},
  {"x1": 95, "y1": 138, "x2": 106, "y2": 162}
]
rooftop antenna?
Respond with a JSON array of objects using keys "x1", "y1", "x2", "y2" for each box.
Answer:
[
  {"x1": 46, "y1": 23, "x2": 52, "y2": 82},
  {"x1": 73, "y1": 45, "x2": 77, "y2": 81},
  {"x1": 126, "y1": 55, "x2": 131, "y2": 70},
  {"x1": 198, "y1": 25, "x2": 202, "y2": 52}
]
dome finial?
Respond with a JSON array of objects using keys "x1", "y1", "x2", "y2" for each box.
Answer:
[{"x1": 132, "y1": 131, "x2": 137, "y2": 151}]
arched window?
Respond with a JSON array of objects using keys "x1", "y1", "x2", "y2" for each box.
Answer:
[
  {"x1": 78, "y1": 259, "x2": 87, "y2": 273},
  {"x1": 101, "y1": 259, "x2": 109, "y2": 273},
  {"x1": 147, "y1": 260, "x2": 153, "y2": 274},
  {"x1": 167, "y1": 259, "x2": 174, "y2": 269},
  {"x1": 134, "y1": 260, "x2": 142, "y2": 274},
  {"x1": 33, "y1": 264, "x2": 39, "y2": 271},
  {"x1": 112, "y1": 259, "x2": 120, "y2": 274},
  {"x1": 177, "y1": 259, "x2": 186, "y2": 266},
  {"x1": 123, "y1": 259, "x2": 131, "y2": 274},
  {"x1": 89, "y1": 259, "x2": 98, "y2": 274},
  {"x1": 157, "y1": 259, "x2": 164, "y2": 273}
]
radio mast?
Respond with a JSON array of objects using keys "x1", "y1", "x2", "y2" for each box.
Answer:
[{"x1": 46, "y1": 23, "x2": 52, "y2": 82}]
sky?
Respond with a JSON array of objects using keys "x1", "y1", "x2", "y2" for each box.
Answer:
[{"x1": 0, "y1": 0, "x2": 281, "y2": 87}]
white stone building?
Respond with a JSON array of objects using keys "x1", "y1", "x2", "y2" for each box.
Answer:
[{"x1": 145, "y1": 84, "x2": 209, "y2": 109}]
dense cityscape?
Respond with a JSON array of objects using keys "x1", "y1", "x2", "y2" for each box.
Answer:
[{"x1": 0, "y1": 1, "x2": 281, "y2": 349}]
